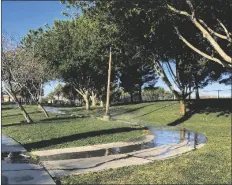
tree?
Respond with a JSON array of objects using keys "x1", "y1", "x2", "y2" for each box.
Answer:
[
  {"x1": 120, "y1": 62, "x2": 158, "y2": 103},
  {"x1": 53, "y1": 84, "x2": 64, "y2": 103},
  {"x1": 56, "y1": 0, "x2": 229, "y2": 114},
  {"x1": 88, "y1": 0, "x2": 228, "y2": 115},
  {"x1": 2, "y1": 33, "x2": 33, "y2": 123},
  {"x1": 167, "y1": 0, "x2": 232, "y2": 68},
  {"x1": 26, "y1": 13, "x2": 117, "y2": 110},
  {"x1": 21, "y1": 29, "x2": 58, "y2": 117},
  {"x1": 61, "y1": 84, "x2": 79, "y2": 105},
  {"x1": 14, "y1": 48, "x2": 50, "y2": 117}
]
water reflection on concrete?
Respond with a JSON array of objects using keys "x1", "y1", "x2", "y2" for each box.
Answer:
[
  {"x1": 38, "y1": 126, "x2": 207, "y2": 161},
  {"x1": 39, "y1": 107, "x2": 207, "y2": 161}
]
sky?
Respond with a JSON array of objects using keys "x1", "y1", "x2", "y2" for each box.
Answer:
[{"x1": 2, "y1": 1, "x2": 231, "y2": 98}]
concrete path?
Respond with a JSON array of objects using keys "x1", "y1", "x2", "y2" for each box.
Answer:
[
  {"x1": 11, "y1": 106, "x2": 207, "y2": 178},
  {"x1": 2, "y1": 134, "x2": 26, "y2": 153},
  {"x1": 32, "y1": 133, "x2": 206, "y2": 177},
  {"x1": 32, "y1": 135, "x2": 155, "y2": 161},
  {"x1": 1, "y1": 134, "x2": 56, "y2": 185}
]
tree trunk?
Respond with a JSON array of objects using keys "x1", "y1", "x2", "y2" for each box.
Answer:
[
  {"x1": 180, "y1": 100, "x2": 186, "y2": 116},
  {"x1": 188, "y1": 86, "x2": 191, "y2": 100},
  {"x1": 85, "y1": 98, "x2": 90, "y2": 110},
  {"x1": 139, "y1": 86, "x2": 142, "y2": 102},
  {"x1": 83, "y1": 91, "x2": 90, "y2": 111},
  {"x1": 195, "y1": 86, "x2": 200, "y2": 99},
  {"x1": 130, "y1": 92, "x2": 133, "y2": 103},
  {"x1": 100, "y1": 100, "x2": 104, "y2": 107},
  {"x1": 11, "y1": 93, "x2": 33, "y2": 123},
  {"x1": 18, "y1": 102, "x2": 33, "y2": 123},
  {"x1": 38, "y1": 103, "x2": 49, "y2": 118},
  {"x1": 39, "y1": 81, "x2": 43, "y2": 104},
  {"x1": 90, "y1": 91, "x2": 97, "y2": 107}
]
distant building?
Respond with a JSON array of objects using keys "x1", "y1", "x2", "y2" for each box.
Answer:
[{"x1": 2, "y1": 94, "x2": 23, "y2": 103}]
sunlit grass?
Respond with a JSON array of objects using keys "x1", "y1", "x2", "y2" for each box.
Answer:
[
  {"x1": 2, "y1": 104, "x2": 144, "y2": 151},
  {"x1": 57, "y1": 101, "x2": 231, "y2": 184}
]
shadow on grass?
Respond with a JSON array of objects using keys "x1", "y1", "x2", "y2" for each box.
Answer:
[
  {"x1": 1, "y1": 107, "x2": 15, "y2": 110},
  {"x1": 168, "y1": 111, "x2": 195, "y2": 126},
  {"x1": 133, "y1": 103, "x2": 177, "y2": 119},
  {"x1": 2, "y1": 111, "x2": 42, "y2": 118},
  {"x1": 168, "y1": 99, "x2": 231, "y2": 126},
  {"x1": 23, "y1": 127, "x2": 145, "y2": 151},
  {"x1": 2, "y1": 116, "x2": 81, "y2": 128},
  {"x1": 111, "y1": 103, "x2": 157, "y2": 117}
]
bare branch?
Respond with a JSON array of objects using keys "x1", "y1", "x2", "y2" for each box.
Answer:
[
  {"x1": 174, "y1": 27, "x2": 231, "y2": 68},
  {"x1": 217, "y1": 19, "x2": 232, "y2": 41},
  {"x1": 154, "y1": 60, "x2": 180, "y2": 99},
  {"x1": 185, "y1": 0, "x2": 195, "y2": 18},
  {"x1": 167, "y1": 4, "x2": 191, "y2": 17},
  {"x1": 167, "y1": 1, "x2": 232, "y2": 67},
  {"x1": 199, "y1": 19, "x2": 230, "y2": 42},
  {"x1": 165, "y1": 62, "x2": 182, "y2": 89},
  {"x1": 74, "y1": 88, "x2": 84, "y2": 96},
  {"x1": 191, "y1": 19, "x2": 232, "y2": 64}
]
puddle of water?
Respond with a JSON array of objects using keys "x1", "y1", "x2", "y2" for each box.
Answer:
[
  {"x1": 1, "y1": 152, "x2": 31, "y2": 164},
  {"x1": 44, "y1": 106, "x2": 66, "y2": 115},
  {"x1": 7, "y1": 107, "x2": 206, "y2": 161},
  {"x1": 38, "y1": 127, "x2": 207, "y2": 161}
]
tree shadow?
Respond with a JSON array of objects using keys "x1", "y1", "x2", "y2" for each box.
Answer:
[
  {"x1": 133, "y1": 103, "x2": 177, "y2": 119},
  {"x1": 1, "y1": 107, "x2": 14, "y2": 110},
  {"x1": 23, "y1": 127, "x2": 145, "y2": 151},
  {"x1": 2, "y1": 111, "x2": 42, "y2": 118},
  {"x1": 188, "y1": 99, "x2": 231, "y2": 117},
  {"x1": 2, "y1": 116, "x2": 81, "y2": 128},
  {"x1": 168, "y1": 99, "x2": 231, "y2": 126},
  {"x1": 111, "y1": 103, "x2": 157, "y2": 117},
  {"x1": 167, "y1": 111, "x2": 195, "y2": 126}
]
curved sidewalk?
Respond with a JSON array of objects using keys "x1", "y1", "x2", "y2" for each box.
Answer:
[{"x1": 32, "y1": 127, "x2": 206, "y2": 177}]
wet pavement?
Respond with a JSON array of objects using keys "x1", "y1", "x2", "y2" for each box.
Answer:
[
  {"x1": 32, "y1": 126, "x2": 207, "y2": 177},
  {"x1": 1, "y1": 134, "x2": 56, "y2": 185},
  {"x1": 34, "y1": 106, "x2": 208, "y2": 177},
  {"x1": 2, "y1": 134, "x2": 26, "y2": 153}
]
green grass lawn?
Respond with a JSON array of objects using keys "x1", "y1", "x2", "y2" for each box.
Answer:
[
  {"x1": 1, "y1": 104, "x2": 144, "y2": 151},
  {"x1": 57, "y1": 100, "x2": 231, "y2": 184},
  {"x1": 1, "y1": 104, "x2": 57, "y2": 125},
  {"x1": 2, "y1": 100, "x2": 231, "y2": 184}
]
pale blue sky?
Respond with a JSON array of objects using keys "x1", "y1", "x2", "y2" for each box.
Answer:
[{"x1": 2, "y1": 1, "x2": 231, "y2": 97}]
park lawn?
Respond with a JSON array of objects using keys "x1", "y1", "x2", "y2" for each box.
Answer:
[
  {"x1": 1, "y1": 105, "x2": 144, "y2": 151},
  {"x1": 57, "y1": 101, "x2": 231, "y2": 184},
  {"x1": 60, "y1": 101, "x2": 180, "y2": 125},
  {"x1": 1, "y1": 104, "x2": 56, "y2": 126}
]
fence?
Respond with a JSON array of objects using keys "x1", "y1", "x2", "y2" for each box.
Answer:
[{"x1": 112, "y1": 89, "x2": 232, "y2": 105}]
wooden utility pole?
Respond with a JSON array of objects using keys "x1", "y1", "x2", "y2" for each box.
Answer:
[{"x1": 103, "y1": 47, "x2": 112, "y2": 121}]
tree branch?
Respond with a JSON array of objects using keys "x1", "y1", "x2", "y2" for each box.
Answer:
[
  {"x1": 217, "y1": 19, "x2": 232, "y2": 41},
  {"x1": 165, "y1": 62, "x2": 181, "y2": 89},
  {"x1": 167, "y1": 4, "x2": 191, "y2": 17},
  {"x1": 191, "y1": 19, "x2": 232, "y2": 64},
  {"x1": 74, "y1": 88, "x2": 84, "y2": 96},
  {"x1": 154, "y1": 60, "x2": 180, "y2": 99},
  {"x1": 174, "y1": 27, "x2": 231, "y2": 68},
  {"x1": 199, "y1": 19, "x2": 230, "y2": 42},
  {"x1": 167, "y1": 1, "x2": 232, "y2": 67},
  {"x1": 185, "y1": 0, "x2": 195, "y2": 18}
]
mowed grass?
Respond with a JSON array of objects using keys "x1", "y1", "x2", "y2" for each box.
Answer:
[
  {"x1": 56, "y1": 100, "x2": 231, "y2": 184},
  {"x1": 1, "y1": 104, "x2": 144, "y2": 151},
  {"x1": 2, "y1": 101, "x2": 231, "y2": 184},
  {"x1": 60, "y1": 101, "x2": 181, "y2": 125},
  {"x1": 1, "y1": 104, "x2": 57, "y2": 125}
]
